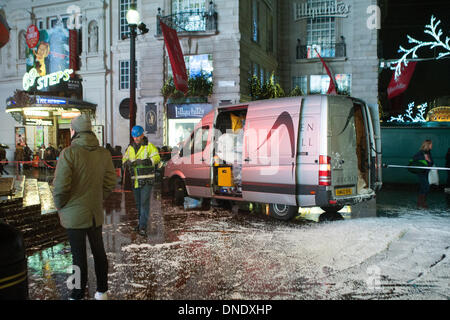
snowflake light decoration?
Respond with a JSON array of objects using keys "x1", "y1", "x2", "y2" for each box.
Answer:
[
  {"x1": 391, "y1": 15, "x2": 450, "y2": 80},
  {"x1": 388, "y1": 102, "x2": 427, "y2": 123}
]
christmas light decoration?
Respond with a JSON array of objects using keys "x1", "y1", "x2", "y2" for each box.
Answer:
[
  {"x1": 388, "y1": 102, "x2": 427, "y2": 123},
  {"x1": 391, "y1": 15, "x2": 450, "y2": 80}
]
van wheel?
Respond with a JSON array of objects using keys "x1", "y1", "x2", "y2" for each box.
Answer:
[
  {"x1": 269, "y1": 204, "x2": 298, "y2": 221},
  {"x1": 201, "y1": 198, "x2": 211, "y2": 211},
  {"x1": 174, "y1": 179, "x2": 186, "y2": 207},
  {"x1": 320, "y1": 205, "x2": 344, "y2": 213}
]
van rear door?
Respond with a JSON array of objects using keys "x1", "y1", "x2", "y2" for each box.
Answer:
[
  {"x1": 327, "y1": 96, "x2": 360, "y2": 198},
  {"x1": 365, "y1": 102, "x2": 383, "y2": 190}
]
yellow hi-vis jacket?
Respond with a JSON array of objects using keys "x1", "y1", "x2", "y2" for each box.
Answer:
[{"x1": 122, "y1": 142, "x2": 160, "y2": 188}]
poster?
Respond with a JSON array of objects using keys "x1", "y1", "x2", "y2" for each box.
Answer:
[
  {"x1": 35, "y1": 126, "x2": 44, "y2": 148},
  {"x1": 15, "y1": 127, "x2": 26, "y2": 147},
  {"x1": 92, "y1": 125, "x2": 104, "y2": 146},
  {"x1": 25, "y1": 22, "x2": 69, "y2": 81},
  {"x1": 145, "y1": 103, "x2": 157, "y2": 134}
]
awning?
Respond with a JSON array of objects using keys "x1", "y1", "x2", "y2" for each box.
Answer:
[{"x1": 6, "y1": 94, "x2": 97, "y2": 125}]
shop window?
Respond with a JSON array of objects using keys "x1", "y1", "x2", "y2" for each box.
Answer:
[
  {"x1": 169, "y1": 119, "x2": 200, "y2": 148},
  {"x1": 168, "y1": 54, "x2": 213, "y2": 81},
  {"x1": 309, "y1": 74, "x2": 351, "y2": 94}
]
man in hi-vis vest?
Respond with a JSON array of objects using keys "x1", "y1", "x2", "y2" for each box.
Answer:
[{"x1": 123, "y1": 125, "x2": 160, "y2": 236}]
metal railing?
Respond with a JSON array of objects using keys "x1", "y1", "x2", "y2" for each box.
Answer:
[
  {"x1": 156, "y1": 8, "x2": 218, "y2": 36},
  {"x1": 296, "y1": 42, "x2": 346, "y2": 59}
]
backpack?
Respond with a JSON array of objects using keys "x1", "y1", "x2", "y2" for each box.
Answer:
[{"x1": 408, "y1": 159, "x2": 428, "y2": 174}]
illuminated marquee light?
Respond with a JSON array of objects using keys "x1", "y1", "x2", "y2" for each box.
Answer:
[
  {"x1": 23, "y1": 109, "x2": 50, "y2": 117},
  {"x1": 36, "y1": 97, "x2": 67, "y2": 105},
  {"x1": 23, "y1": 68, "x2": 74, "y2": 91},
  {"x1": 61, "y1": 111, "x2": 81, "y2": 119},
  {"x1": 25, "y1": 118, "x2": 54, "y2": 126},
  {"x1": 391, "y1": 15, "x2": 450, "y2": 80},
  {"x1": 388, "y1": 102, "x2": 427, "y2": 123}
]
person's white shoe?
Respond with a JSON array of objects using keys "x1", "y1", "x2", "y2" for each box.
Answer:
[{"x1": 94, "y1": 291, "x2": 108, "y2": 300}]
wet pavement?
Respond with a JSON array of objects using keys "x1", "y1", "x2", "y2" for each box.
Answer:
[{"x1": 3, "y1": 165, "x2": 449, "y2": 300}]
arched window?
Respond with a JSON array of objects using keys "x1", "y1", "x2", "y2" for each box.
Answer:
[{"x1": 18, "y1": 30, "x2": 27, "y2": 60}]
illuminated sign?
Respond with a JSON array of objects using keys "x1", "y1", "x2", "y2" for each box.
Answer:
[
  {"x1": 294, "y1": 1, "x2": 350, "y2": 20},
  {"x1": 36, "y1": 97, "x2": 67, "y2": 105},
  {"x1": 23, "y1": 68, "x2": 73, "y2": 91},
  {"x1": 61, "y1": 111, "x2": 80, "y2": 119},
  {"x1": 25, "y1": 118, "x2": 54, "y2": 126},
  {"x1": 24, "y1": 109, "x2": 50, "y2": 117}
]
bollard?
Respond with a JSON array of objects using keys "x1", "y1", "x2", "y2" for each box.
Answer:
[{"x1": 0, "y1": 222, "x2": 28, "y2": 300}]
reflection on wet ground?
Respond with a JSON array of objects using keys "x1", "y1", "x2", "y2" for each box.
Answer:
[{"x1": 23, "y1": 175, "x2": 449, "y2": 300}]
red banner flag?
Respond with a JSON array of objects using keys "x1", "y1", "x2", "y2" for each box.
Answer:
[
  {"x1": 315, "y1": 48, "x2": 337, "y2": 95},
  {"x1": 387, "y1": 62, "x2": 417, "y2": 100},
  {"x1": 69, "y1": 29, "x2": 78, "y2": 78},
  {"x1": 160, "y1": 21, "x2": 188, "y2": 94}
]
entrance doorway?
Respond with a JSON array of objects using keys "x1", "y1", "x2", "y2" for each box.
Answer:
[{"x1": 58, "y1": 129, "x2": 71, "y2": 149}]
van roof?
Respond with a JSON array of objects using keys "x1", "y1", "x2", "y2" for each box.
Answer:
[
  {"x1": 215, "y1": 94, "x2": 360, "y2": 111},
  {"x1": 217, "y1": 96, "x2": 305, "y2": 111}
]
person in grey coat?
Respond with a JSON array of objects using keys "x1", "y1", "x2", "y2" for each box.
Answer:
[{"x1": 53, "y1": 113, "x2": 116, "y2": 300}]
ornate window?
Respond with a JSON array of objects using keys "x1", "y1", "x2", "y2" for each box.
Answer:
[
  {"x1": 119, "y1": 60, "x2": 138, "y2": 90},
  {"x1": 120, "y1": 0, "x2": 136, "y2": 40},
  {"x1": 306, "y1": 0, "x2": 336, "y2": 58}
]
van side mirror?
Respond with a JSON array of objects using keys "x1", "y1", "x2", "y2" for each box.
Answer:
[{"x1": 179, "y1": 148, "x2": 183, "y2": 157}]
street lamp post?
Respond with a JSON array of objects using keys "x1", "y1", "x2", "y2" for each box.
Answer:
[
  {"x1": 126, "y1": 8, "x2": 140, "y2": 144},
  {"x1": 123, "y1": 7, "x2": 148, "y2": 190}
]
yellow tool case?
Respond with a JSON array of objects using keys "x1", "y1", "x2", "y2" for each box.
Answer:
[{"x1": 217, "y1": 166, "x2": 233, "y2": 187}]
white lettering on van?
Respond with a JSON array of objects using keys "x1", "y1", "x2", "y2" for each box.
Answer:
[{"x1": 301, "y1": 138, "x2": 313, "y2": 147}]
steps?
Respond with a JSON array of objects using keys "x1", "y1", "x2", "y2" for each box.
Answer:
[{"x1": 0, "y1": 176, "x2": 66, "y2": 256}]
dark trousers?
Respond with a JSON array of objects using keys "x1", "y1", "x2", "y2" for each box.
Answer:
[
  {"x1": 66, "y1": 225, "x2": 108, "y2": 300},
  {"x1": 418, "y1": 173, "x2": 430, "y2": 195},
  {"x1": 132, "y1": 184, "x2": 152, "y2": 230}
]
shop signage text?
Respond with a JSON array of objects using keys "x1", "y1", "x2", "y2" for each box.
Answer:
[
  {"x1": 23, "y1": 68, "x2": 73, "y2": 91},
  {"x1": 25, "y1": 118, "x2": 54, "y2": 126},
  {"x1": 294, "y1": 1, "x2": 350, "y2": 20},
  {"x1": 167, "y1": 104, "x2": 213, "y2": 119}
]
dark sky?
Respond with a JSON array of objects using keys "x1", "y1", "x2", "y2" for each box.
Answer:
[
  {"x1": 379, "y1": 0, "x2": 450, "y2": 111},
  {"x1": 381, "y1": 0, "x2": 450, "y2": 58}
]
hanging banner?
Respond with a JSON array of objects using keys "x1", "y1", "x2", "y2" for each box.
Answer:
[
  {"x1": 315, "y1": 48, "x2": 337, "y2": 95},
  {"x1": 69, "y1": 29, "x2": 78, "y2": 77},
  {"x1": 145, "y1": 103, "x2": 157, "y2": 134},
  {"x1": 160, "y1": 20, "x2": 188, "y2": 94},
  {"x1": 387, "y1": 62, "x2": 417, "y2": 100}
]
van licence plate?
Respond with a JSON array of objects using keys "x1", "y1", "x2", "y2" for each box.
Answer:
[{"x1": 335, "y1": 188, "x2": 352, "y2": 196}]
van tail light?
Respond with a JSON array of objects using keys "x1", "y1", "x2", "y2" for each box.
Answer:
[{"x1": 319, "y1": 155, "x2": 331, "y2": 186}]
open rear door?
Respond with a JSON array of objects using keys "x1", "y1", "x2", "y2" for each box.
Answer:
[{"x1": 365, "y1": 102, "x2": 383, "y2": 191}]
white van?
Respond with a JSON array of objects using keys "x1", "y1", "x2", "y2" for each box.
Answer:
[{"x1": 163, "y1": 95, "x2": 382, "y2": 220}]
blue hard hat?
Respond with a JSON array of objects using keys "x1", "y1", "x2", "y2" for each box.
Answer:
[{"x1": 131, "y1": 125, "x2": 144, "y2": 138}]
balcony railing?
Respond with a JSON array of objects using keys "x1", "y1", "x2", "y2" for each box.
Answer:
[
  {"x1": 296, "y1": 42, "x2": 346, "y2": 59},
  {"x1": 156, "y1": 8, "x2": 218, "y2": 36}
]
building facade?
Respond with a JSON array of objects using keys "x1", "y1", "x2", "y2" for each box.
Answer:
[{"x1": 0, "y1": 0, "x2": 379, "y2": 160}]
